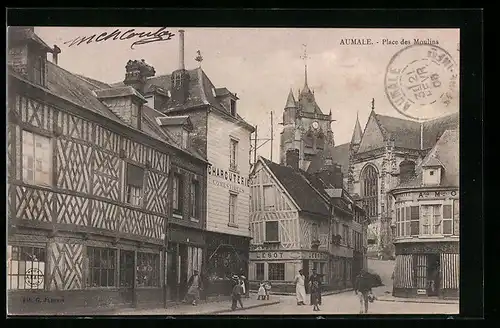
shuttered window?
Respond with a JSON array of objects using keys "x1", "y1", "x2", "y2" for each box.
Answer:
[{"x1": 443, "y1": 205, "x2": 453, "y2": 235}]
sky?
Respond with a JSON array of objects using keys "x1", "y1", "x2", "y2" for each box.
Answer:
[{"x1": 36, "y1": 27, "x2": 459, "y2": 162}]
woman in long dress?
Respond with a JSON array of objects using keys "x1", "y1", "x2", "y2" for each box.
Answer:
[{"x1": 295, "y1": 269, "x2": 307, "y2": 305}]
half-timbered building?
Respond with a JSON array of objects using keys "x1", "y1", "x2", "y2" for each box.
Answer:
[
  {"x1": 388, "y1": 129, "x2": 459, "y2": 299},
  {"x1": 110, "y1": 30, "x2": 255, "y2": 296},
  {"x1": 7, "y1": 27, "x2": 208, "y2": 313},
  {"x1": 248, "y1": 150, "x2": 368, "y2": 293}
]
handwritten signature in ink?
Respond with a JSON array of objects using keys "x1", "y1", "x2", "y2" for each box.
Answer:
[{"x1": 63, "y1": 27, "x2": 175, "y2": 49}]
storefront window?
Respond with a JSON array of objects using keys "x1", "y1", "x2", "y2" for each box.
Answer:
[
  {"x1": 268, "y1": 263, "x2": 285, "y2": 281},
  {"x1": 87, "y1": 247, "x2": 116, "y2": 287},
  {"x1": 136, "y1": 252, "x2": 160, "y2": 287},
  {"x1": 7, "y1": 245, "x2": 46, "y2": 290}
]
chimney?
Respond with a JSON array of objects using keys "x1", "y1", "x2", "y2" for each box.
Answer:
[
  {"x1": 286, "y1": 149, "x2": 300, "y2": 170},
  {"x1": 52, "y1": 45, "x2": 61, "y2": 65},
  {"x1": 124, "y1": 59, "x2": 156, "y2": 95},
  {"x1": 178, "y1": 29, "x2": 185, "y2": 70},
  {"x1": 399, "y1": 159, "x2": 416, "y2": 184}
]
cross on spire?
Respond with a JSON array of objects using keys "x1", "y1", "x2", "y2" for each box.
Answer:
[
  {"x1": 300, "y1": 44, "x2": 309, "y2": 88},
  {"x1": 371, "y1": 98, "x2": 375, "y2": 110}
]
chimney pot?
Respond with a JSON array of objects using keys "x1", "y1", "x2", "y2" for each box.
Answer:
[
  {"x1": 52, "y1": 45, "x2": 61, "y2": 65},
  {"x1": 286, "y1": 149, "x2": 300, "y2": 170},
  {"x1": 178, "y1": 29, "x2": 185, "y2": 70}
]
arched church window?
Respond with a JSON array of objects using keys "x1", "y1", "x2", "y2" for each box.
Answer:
[{"x1": 360, "y1": 165, "x2": 378, "y2": 218}]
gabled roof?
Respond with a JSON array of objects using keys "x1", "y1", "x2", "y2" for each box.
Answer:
[
  {"x1": 111, "y1": 67, "x2": 254, "y2": 132},
  {"x1": 394, "y1": 129, "x2": 459, "y2": 189},
  {"x1": 10, "y1": 57, "x2": 207, "y2": 162},
  {"x1": 421, "y1": 112, "x2": 459, "y2": 149},
  {"x1": 260, "y1": 157, "x2": 330, "y2": 217}
]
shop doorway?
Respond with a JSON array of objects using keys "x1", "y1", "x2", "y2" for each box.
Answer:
[
  {"x1": 119, "y1": 250, "x2": 135, "y2": 305},
  {"x1": 427, "y1": 254, "x2": 440, "y2": 297},
  {"x1": 302, "y1": 260, "x2": 310, "y2": 293}
]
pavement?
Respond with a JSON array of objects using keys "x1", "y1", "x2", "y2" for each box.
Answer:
[
  {"x1": 226, "y1": 291, "x2": 459, "y2": 315},
  {"x1": 109, "y1": 296, "x2": 280, "y2": 316}
]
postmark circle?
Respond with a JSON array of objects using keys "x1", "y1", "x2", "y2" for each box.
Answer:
[
  {"x1": 385, "y1": 44, "x2": 458, "y2": 120},
  {"x1": 25, "y1": 268, "x2": 44, "y2": 287}
]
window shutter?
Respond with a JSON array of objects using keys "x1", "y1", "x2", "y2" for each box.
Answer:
[{"x1": 443, "y1": 205, "x2": 452, "y2": 219}]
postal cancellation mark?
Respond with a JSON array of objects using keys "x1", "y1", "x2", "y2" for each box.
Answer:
[{"x1": 384, "y1": 44, "x2": 458, "y2": 120}]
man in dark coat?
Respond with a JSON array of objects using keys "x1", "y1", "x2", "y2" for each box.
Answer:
[
  {"x1": 354, "y1": 269, "x2": 373, "y2": 314},
  {"x1": 308, "y1": 269, "x2": 322, "y2": 306}
]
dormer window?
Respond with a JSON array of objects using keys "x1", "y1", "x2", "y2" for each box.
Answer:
[
  {"x1": 230, "y1": 99, "x2": 236, "y2": 116},
  {"x1": 423, "y1": 167, "x2": 441, "y2": 186}
]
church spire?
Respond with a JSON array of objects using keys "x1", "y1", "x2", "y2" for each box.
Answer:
[
  {"x1": 351, "y1": 111, "x2": 363, "y2": 145},
  {"x1": 300, "y1": 44, "x2": 311, "y2": 93},
  {"x1": 285, "y1": 88, "x2": 296, "y2": 108}
]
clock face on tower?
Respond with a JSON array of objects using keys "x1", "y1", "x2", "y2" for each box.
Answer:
[{"x1": 312, "y1": 121, "x2": 319, "y2": 129}]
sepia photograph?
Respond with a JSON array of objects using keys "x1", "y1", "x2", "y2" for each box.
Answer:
[{"x1": 7, "y1": 23, "x2": 464, "y2": 316}]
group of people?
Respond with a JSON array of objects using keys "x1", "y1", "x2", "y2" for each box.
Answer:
[
  {"x1": 295, "y1": 268, "x2": 375, "y2": 313},
  {"x1": 184, "y1": 267, "x2": 376, "y2": 314}
]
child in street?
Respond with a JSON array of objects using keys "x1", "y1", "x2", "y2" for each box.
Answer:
[
  {"x1": 264, "y1": 281, "x2": 272, "y2": 300},
  {"x1": 257, "y1": 281, "x2": 266, "y2": 300}
]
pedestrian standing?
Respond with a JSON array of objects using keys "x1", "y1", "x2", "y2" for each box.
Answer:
[
  {"x1": 295, "y1": 269, "x2": 307, "y2": 305},
  {"x1": 309, "y1": 279, "x2": 321, "y2": 311},
  {"x1": 231, "y1": 276, "x2": 244, "y2": 310},
  {"x1": 354, "y1": 269, "x2": 373, "y2": 314},
  {"x1": 185, "y1": 270, "x2": 202, "y2": 306},
  {"x1": 264, "y1": 281, "x2": 272, "y2": 300},
  {"x1": 308, "y1": 269, "x2": 322, "y2": 306}
]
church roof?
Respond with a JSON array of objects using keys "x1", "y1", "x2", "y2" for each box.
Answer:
[
  {"x1": 362, "y1": 111, "x2": 459, "y2": 151},
  {"x1": 394, "y1": 129, "x2": 459, "y2": 189},
  {"x1": 261, "y1": 157, "x2": 330, "y2": 217}
]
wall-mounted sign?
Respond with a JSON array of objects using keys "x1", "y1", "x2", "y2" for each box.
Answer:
[
  {"x1": 249, "y1": 250, "x2": 330, "y2": 261},
  {"x1": 208, "y1": 165, "x2": 250, "y2": 187},
  {"x1": 417, "y1": 289, "x2": 427, "y2": 295},
  {"x1": 210, "y1": 179, "x2": 246, "y2": 193},
  {"x1": 396, "y1": 189, "x2": 458, "y2": 202},
  {"x1": 418, "y1": 190, "x2": 458, "y2": 199},
  {"x1": 302, "y1": 251, "x2": 329, "y2": 261}
]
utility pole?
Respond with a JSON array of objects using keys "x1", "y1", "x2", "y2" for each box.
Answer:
[
  {"x1": 249, "y1": 111, "x2": 274, "y2": 164},
  {"x1": 270, "y1": 111, "x2": 274, "y2": 162}
]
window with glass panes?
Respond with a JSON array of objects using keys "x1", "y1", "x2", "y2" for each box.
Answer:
[
  {"x1": 229, "y1": 192, "x2": 238, "y2": 224},
  {"x1": 265, "y1": 221, "x2": 279, "y2": 242},
  {"x1": 7, "y1": 245, "x2": 46, "y2": 290},
  {"x1": 443, "y1": 204, "x2": 453, "y2": 235},
  {"x1": 268, "y1": 263, "x2": 285, "y2": 281},
  {"x1": 190, "y1": 180, "x2": 199, "y2": 219},
  {"x1": 453, "y1": 199, "x2": 460, "y2": 235},
  {"x1": 360, "y1": 165, "x2": 378, "y2": 218},
  {"x1": 87, "y1": 247, "x2": 116, "y2": 287},
  {"x1": 420, "y1": 205, "x2": 442, "y2": 235},
  {"x1": 22, "y1": 130, "x2": 51, "y2": 186},
  {"x1": 126, "y1": 164, "x2": 144, "y2": 206},
  {"x1": 32, "y1": 55, "x2": 45, "y2": 86},
  {"x1": 229, "y1": 139, "x2": 238, "y2": 171},
  {"x1": 173, "y1": 174, "x2": 184, "y2": 215},
  {"x1": 136, "y1": 252, "x2": 160, "y2": 287}
]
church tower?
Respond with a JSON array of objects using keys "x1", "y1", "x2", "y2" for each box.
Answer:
[{"x1": 279, "y1": 45, "x2": 335, "y2": 170}]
